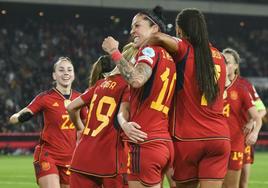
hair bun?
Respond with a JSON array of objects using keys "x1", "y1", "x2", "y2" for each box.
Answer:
[{"x1": 153, "y1": 6, "x2": 164, "y2": 19}]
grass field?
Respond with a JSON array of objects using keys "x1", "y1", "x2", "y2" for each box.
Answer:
[{"x1": 0, "y1": 152, "x2": 267, "y2": 188}]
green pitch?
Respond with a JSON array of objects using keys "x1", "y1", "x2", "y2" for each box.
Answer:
[{"x1": 0, "y1": 152, "x2": 267, "y2": 188}]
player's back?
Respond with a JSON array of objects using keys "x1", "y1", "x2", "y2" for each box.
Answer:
[
  {"x1": 171, "y1": 39, "x2": 228, "y2": 140},
  {"x1": 71, "y1": 74, "x2": 129, "y2": 176}
]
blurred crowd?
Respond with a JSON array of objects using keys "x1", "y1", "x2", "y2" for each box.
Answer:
[{"x1": 0, "y1": 6, "x2": 267, "y2": 133}]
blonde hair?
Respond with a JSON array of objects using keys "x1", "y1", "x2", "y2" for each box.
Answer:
[
  {"x1": 88, "y1": 43, "x2": 139, "y2": 87},
  {"x1": 122, "y1": 42, "x2": 139, "y2": 61},
  {"x1": 53, "y1": 57, "x2": 72, "y2": 72}
]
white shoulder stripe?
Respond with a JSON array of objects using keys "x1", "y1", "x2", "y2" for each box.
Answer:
[{"x1": 138, "y1": 55, "x2": 153, "y2": 64}]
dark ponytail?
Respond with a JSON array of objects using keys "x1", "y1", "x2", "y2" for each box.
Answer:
[{"x1": 176, "y1": 8, "x2": 218, "y2": 104}]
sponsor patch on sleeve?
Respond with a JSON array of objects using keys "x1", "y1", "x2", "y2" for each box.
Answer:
[{"x1": 142, "y1": 47, "x2": 155, "y2": 58}]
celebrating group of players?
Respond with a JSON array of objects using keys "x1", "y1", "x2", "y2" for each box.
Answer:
[{"x1": 9, "y1": 7, "x2": 266, "y2": 188}]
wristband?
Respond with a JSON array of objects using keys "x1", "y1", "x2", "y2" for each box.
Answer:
[
  {"x1": 111, "y1": 50, "x2": 123, "y2": 62},
  {"x1": 18, "y1": 112, "x2": 33, "y2": 123}
]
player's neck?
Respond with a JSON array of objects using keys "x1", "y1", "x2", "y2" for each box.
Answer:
[
  {"x1": 55, "y1": 85, "x2": 71, "y2": 95},
  {"x1": 229, "y1": 74, "x2": 237, "y2": 82}
]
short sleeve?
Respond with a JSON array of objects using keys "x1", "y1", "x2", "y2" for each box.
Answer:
[
  {"x1": 27, "y1": 93, "x2": 45, "y2": 114},
  {"x1": 136, "y1": 46, "x2": 159, "y2": 69},
  {"x1": 80, "y1": 87, "x2": 95, "y2": 103},
  {"x1": 175, "y1": 38, "x2": 189, "y2": 61}
]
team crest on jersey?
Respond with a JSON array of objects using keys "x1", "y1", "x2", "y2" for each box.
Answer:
[
  {"x1": 142, "y1": 47, "x2": 155, "y2": 57},
  {"x1": 41, "y1": 161, "x2": 50, "y2": 171},
  {"x1": 64, "y1": 99, "x2": 71, "y2": 108},
  {"x1": 230, "y1": 91, "x2": 238, "y2": 100}
]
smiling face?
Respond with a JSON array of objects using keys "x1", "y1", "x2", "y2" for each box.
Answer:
[
  {"x1": 53, "y1": 59, "x2": 75, "y2": 88},
  {"x1": 130, "y1": 14, "x2": 159, "y2": 48}
]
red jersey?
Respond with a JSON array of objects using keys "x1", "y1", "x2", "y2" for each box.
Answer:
[
  {"x1": 238, "y1": 76, "x2": 260, "y2": 122},
  {"x1": 237, "y1": 76, "x2": 260, "y2": 101},
  {"x1": 126, "y1": 46, "x2": 176, "y2": 142},
  {"x1": 223, "y1": 76, "x2": 254, "y2": 151},
  {"x1": 70, "y1": 74, "x2": 129, "y2": 177},
  {"x1": 27, "y1": 88, "x2": 87, "y2": 166},
  {"x1": 170, "y1": 38, "x2": 229, "y2": 140}
]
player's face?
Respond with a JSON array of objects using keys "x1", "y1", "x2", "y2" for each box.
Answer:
[
  {"x1": 53, "y1": 60, "x2": 75, "y2": 88},
  {"x1": 131, "y1": 14, "x2": 158, "y2": 48},
  {"x1": 223, "y1": 53, "x2": 238, "y2": 77}
]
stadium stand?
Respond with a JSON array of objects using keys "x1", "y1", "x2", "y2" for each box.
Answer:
[{"x1": 0, "y1": 2, "x2": 267, "y2": 150}]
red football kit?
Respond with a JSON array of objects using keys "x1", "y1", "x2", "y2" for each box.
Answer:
[
  {"x1": 224, "y1": 76, "x2": 254, "y2": 170},
  {"x1": 70, "y1": 74, "x2": 129, "y2": 179},
  {"x1": 170, "y1": 38, "x2": 230, "y2": 182},
  {"x1": 125, "y1": 45, "x2": 176, "y2": 186},
  {"x1": 28, "y1": 88, "x2": 87, "y2": 184}
]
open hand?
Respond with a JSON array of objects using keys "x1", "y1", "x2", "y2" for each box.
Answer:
[{"x1": 121, "y1": 121, "x2": 147, "y2": 143}]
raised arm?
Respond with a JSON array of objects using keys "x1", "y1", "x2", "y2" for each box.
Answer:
[
  {"x1": 67, "y1": 97, "x2": 85, "y2": 131},
  {"x1": 146, "y1": 32, "x2": 178, "y2": 55},
  {"x1": 102, "y1": 36, "x2": 152, "y2": 88}
]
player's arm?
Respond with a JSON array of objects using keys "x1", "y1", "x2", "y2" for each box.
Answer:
[
  {"x1": 145, "y1": 32, "x2": 178, "y2": 55},
  {"x1": 245, "y1": 106, "x2": 262, "y2": 146},
  {"x1": 117, "y1": 102, "x2": 147, "y2": 142},
  {"x1": 67, "y1": 97, "x2": 85, "y2": 131},
  {"x1": 102, "y1": 36, "x2": 152, "y2": 88},
  {"x1": 9, "y1": 108, "x2": 34, "y2": 124}
]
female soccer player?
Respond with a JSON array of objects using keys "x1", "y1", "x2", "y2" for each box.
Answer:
[
  {"x1": 143, "y1": 8, "x2": 231, "y2": 188},
  {"x1": 67, "y1": 46, "x2": 144, "y2": 188},
  {"x1": 222, "y1": 48, "x2": 264, "y2": 188},
  {"x1": 9, "y1": 57, "x2": 87, "y2": 188},
  {"x1": 102, "y1": 6, "x2": 176, "y2": 188}
]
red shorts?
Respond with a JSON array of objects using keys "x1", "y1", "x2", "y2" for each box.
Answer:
[
  {"x1": 228, "y1": 151, "x2": 244, "y2": 170},
  {"x1": 243, "y1": 145, "x2": 254, "y2": 164},
  {"x1": 127, "y1": 140, "x2": 174, "y2": 186},
  {"x1": 173, "y1": 139, "x2": 230, "y2": 182},
  {"x1": 33, "y1": 145, "x2": 70, "y2": 184},
  {"x1": 70, "y1": 171, "x2": 128, "y2": 188}
]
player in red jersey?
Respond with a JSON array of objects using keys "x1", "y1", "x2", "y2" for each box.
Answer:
[
  {"x1": 67, "y1": 50, "x2": 141, "y2": 188},
  {"x1": 144, "y1": 8, "x2": 231, "y2": 188},
  {"x1": 102, "y1": 7, "x2": 176, "y2": 188},
  {"x1": 9, "y1": 57, "x2": 87, "y2": 188},
  {"x1": 222, "y1": 48, "x2": 265, "y2": 188}
]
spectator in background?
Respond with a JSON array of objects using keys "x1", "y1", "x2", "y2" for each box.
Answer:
[
  {"x1": 222, "y1": 48, "x2": 266, "y2": 188},
  {"x1": 9, "y1": 57, "x2": 87, "y2": 188}
]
